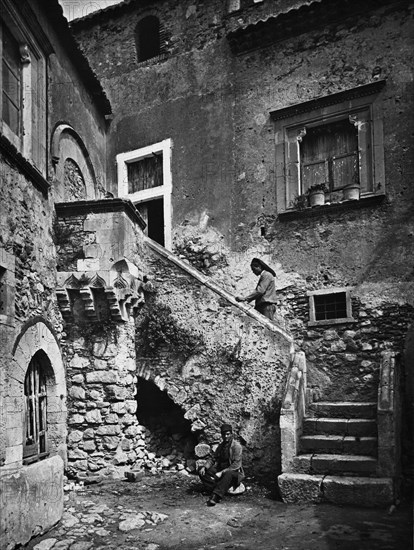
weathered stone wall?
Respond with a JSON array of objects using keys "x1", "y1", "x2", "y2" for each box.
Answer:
[
  {"x1": 0, "y1": 1, "x2": 110, "y2": 546},
  {"x1": 72, "y1": 0, "x2": 235, "y2": 241},
  {"x1": 72, "y1": 2, "x2": 414, "y2": 272},
  {"x1": 275, "y1": 286, "x2": 414, "y2": 402},
  {"x1": 135, "y1": 250, "x2": 293, "y2": 479},
  {"x1": 72, "y1": 0, "x2": 414, "y2": 480},
  {"x1": 55, "y1": 205, "x2": 293, "y2": 480},
  {"x1": 0, "y1": 456, "x2": 64, "y2": 550},
  {"x1": 64, "y1": 322, "x2": 142, "y2": 478}
]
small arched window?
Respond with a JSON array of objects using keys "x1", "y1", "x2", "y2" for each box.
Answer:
[
  {"x1": 24, "y1": 352, "x2": 49, "y2": 463},
  {"x1": 135, "y1": 15, "x2": 163, "y2": 62}
]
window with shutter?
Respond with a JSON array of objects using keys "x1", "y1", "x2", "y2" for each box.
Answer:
[
  {"x1": 0, "y1": 8, "x2": 47, "y2": 175},
  {"x1": 2, "y1": 26, "x2": 21, "y2": 137},
  {"x1": 272, "y1": 82, "x2": 385, "y2": 213},
  {"x1": 300, "y1": 118, "x2": 359, "y2": 194},
  {"x1": 127, "y1": 154, "x2": 163, "y2": 194},
  {"x1": 135, "y1": 16, "x2": 167, "y2": 63}
]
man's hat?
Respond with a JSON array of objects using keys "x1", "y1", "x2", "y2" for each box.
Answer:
[{"x1": 221, "y1": 423, "x2": 233, "y2": 433}]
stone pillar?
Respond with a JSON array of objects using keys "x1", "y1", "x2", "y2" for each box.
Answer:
[{"x1": 66, "y1": 320, "x2": 144, "y2": 477}]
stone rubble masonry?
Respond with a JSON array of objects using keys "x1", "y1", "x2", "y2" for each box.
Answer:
[
  {"x1": 134, "y1": 249, "x2": 293, "y2": 478},
  {"x1": 61, "y1": 230, "x2": 294, "y2": 479},
  {"x1": 275, "y1": 286, "x2": 414, "y2": 403},
  {"x1": 64, "y1": 321, "x2": 145, "y2": 478}
]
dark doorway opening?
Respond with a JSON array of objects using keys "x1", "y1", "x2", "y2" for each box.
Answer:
[
  {"x1": 136, "y1": 378, "x2": 198, "y2": 469},
  {"x1": 137, "y1": 198, "x2": 165, "y2": 246}
]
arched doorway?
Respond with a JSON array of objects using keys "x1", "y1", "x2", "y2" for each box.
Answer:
[{"x1": 10, "y1": 319, "x2": 67, "y2": 465}]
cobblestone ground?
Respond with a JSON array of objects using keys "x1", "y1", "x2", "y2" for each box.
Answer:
[{"x1": 25, "y1": 473, "x2": 413, "y2": 550}]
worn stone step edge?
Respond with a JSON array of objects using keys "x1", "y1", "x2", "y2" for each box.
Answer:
[
  {"x1": 308, "y1": 402, "x2": 377, "y2": 418},
  {"x1": 300, "y1": 435, "x2": 377, "y2": 455},
  {"x1": 277, "y1": 473, "x2": 394, "y2": 506},
  {"x1": 303, "y1": 418, "x2": 377, "y2": 436},
  {"x1": 292, "y1": 453, "x2": 377, "y2": 475}
]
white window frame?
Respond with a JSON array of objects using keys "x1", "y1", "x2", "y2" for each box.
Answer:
[
  {"x1": 117, "y1": 138, "x2": 172, "y2": 250},
  {"x1": 307, "y1": 287, "x2": 355, "y2": 327},
  {"x1": 273, "y1": 83, "x2": 386, "y2": 213},
  {"x1": 0, "y1": 2, "x2": 47, "y2": 175}
]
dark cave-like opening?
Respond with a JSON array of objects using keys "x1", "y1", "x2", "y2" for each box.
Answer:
[{"x1": 136, "y1": 378, "x2": 198, "y2": 470}]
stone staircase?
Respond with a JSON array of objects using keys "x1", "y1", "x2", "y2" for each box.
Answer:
[{"x1": 278, "y1": 353, "x2": 400, "y2": 507}]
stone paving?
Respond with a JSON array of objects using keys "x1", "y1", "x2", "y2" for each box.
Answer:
[{"x1": 24, "y1": 473, "x2": 413, "y2": 550}]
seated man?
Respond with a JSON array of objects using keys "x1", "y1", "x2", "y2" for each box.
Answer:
[{"x1": 198, "y1": 423, "x2": 244, "y2": 506}]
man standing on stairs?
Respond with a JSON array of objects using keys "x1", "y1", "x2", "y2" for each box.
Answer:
[
  {"x1": 198, "y1": 424, "x2": 245, "y2": 506},
  {"x1": 236, "y1": 258, "x2": 277, "y2": 320}
]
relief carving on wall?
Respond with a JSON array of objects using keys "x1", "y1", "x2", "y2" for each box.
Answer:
[{"x1": 56, "y1": 259, "x2": 145, "y2": 323}]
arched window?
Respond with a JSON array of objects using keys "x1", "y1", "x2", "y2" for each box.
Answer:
[
  {"x1": 24, "y1": 352, "x2": 49, "y2": 463},
  {"x1": 135, "y1": 16, "x2": 162, "y2": 62}
]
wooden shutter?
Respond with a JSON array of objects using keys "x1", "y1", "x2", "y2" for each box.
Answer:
[{"x1": 285, "y1": 127, "x2": 303, "y2": 208}]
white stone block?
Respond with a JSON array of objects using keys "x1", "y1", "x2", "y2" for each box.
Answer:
[{"x1": 77, "y1": 259, "x2": 100, "y2": 271}]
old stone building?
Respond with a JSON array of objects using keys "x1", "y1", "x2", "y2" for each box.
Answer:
[
  {"x1": 0, "y1": 0, "x2": 111, "y2": 546},
  {"x1": 70, "y1": 0, "x2": 413, "y2": 497},
  {"x1": 0, "y1": 0, "x2": 413, "y2": 547}
]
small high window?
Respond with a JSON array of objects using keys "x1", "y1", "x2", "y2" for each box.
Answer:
[
  {"x1": 136, "y1": 16, "x2": 161, "y2": 62},
  {"x1": 307, "y1": 287, "x2": 354, "y2": 326},
  {"x1": 24, "y1": 353, "x2": 49, "y2": 463}
]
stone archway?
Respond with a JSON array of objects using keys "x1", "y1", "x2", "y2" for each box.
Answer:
[
  {"x1": 9, "y1": 320, "x2": 67, "y2": 466},
  {"x1": 51, "y1": 123, "x2": 98, "y2": 201},
  {"x1": 136, "y1": 377, "x2": 198, "y2": 471}
]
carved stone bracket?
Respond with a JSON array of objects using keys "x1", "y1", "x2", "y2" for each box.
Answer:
[
  {"x1": 56, "y1": 262, "x2": 145, "y2": 323},
  {"x1": 296, "y1": 127, "x2": 307, "y2": 142}
]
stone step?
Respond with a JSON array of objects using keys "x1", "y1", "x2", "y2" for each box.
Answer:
[
  {"x1": 292, "y1": 453, "x2": 377, "y2": 476},
  {"x1": 308, "y1": 401, "x2": 376, "y2": 419},
  {"x1": 300, "y1": 435, "x2": 377, "y2": 456},
  {"x1": 303, "y1": 418, "x2": 377, "y2": 437},
  {"x1": 278, "y1": 473, "x2": 394, "y2": 507}
]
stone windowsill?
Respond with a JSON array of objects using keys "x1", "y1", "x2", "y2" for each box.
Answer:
[
  {"x1": 136, "y1": 53, "x2": 169, "y2": 68},
  {"x1": 308, "y1": 317, "x2": 356, "y2": 327},
  {"x1": 278, "y1": 194, "x2": 386, "y2": 222}
]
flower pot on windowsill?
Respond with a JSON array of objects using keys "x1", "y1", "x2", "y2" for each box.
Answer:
[
  {"x1": 309, "y1": 190, "x2": 325, "y2": 207},
  {"x1": 307, "y1": 184, "x2": 328, "y2": 207},
  {"x1": 343, "y1": 184, "x2": 360, "y2": 201}
]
